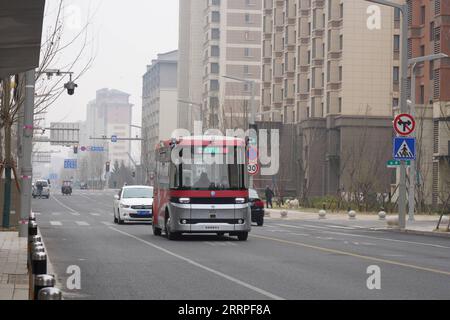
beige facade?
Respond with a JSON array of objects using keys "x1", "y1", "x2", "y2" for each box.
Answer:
[
  {"x1": 202, "y1": 0, "x2": 263, "y2": 130},
  {"x1": 261, "y1": 0, "x2": 401, "y2": 197}
]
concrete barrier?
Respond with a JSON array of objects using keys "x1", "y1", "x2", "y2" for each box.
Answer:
[
  {"x1": 318, "y1": 210, "x2": 326, "y2": 219},
  {"x1": 378, "y1": 211, "x2": 387, "y2": 220},
  {"x1": 348, "y1": 210, "x2": 356, "y2": 220},
  {"x1": 386, "y1": 216, "x2": 400, "y2": 228}
]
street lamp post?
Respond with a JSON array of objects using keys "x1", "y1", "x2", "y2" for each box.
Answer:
[
  {"x1": 408, "y1": 53, "x2": 448, "y2": 221},
  {"x1": 364, "y1": 0, "x2": 409, "y2": 229}
]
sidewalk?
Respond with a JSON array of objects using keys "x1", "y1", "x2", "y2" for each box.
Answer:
[
  {"x1": 265, "y1": 208, "x2": 450, "y2": 238},
  {"x1": 0, "y1": 232, "x2": 29, "y2": 300}
]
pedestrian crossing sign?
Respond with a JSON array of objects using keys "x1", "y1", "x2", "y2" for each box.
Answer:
[{"x1": 393, "y1": 137, "x2": 416, "y2": 161}]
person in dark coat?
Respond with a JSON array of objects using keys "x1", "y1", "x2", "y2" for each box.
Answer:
[{"x1": 265, "y1": 186, "x2": 274, "y2": 208}]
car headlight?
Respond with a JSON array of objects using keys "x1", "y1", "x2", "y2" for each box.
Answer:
[{"x1": 120, "y1": 204, "x2": 131, "y2": 209}]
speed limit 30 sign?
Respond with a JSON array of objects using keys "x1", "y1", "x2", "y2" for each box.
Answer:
[
  {"x1": 394, "y1": 114, "x2": 416, "y2": 136},
  {"x1": 248, "y1": 163, "x2": 259, "y2": 176}
]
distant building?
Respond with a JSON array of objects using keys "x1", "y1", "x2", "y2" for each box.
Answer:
[
  {"x1": 85, "y1": 88, "x2": 133, "y2": 167},
  {"x1": 141, "y1": 50, "x2": 178, "y2": 179}
]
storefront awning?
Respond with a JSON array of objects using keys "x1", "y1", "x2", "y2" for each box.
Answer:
[{"x1": 0, "y1": 0, "x2": 45, "y2": 78}]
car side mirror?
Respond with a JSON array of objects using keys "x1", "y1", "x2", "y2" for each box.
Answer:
[{"x1": 114, "y1": 195, "x2": 120, "y2": 200}]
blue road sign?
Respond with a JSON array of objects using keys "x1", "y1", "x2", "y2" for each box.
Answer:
[
  {"x1": 393, "y1": 137, "x2": 416, "y2": 161},
  {"x1": 111, "y1": 135, "x2": 118, "y2": 143},
  {"x1": 64, "y1": 159, "x2": 77, "y2": 169},
  {"x1": 49, "y1": 173, "x2": 58, "y2": 180},
  {"x1": 90, "y1": 146, "x2": 105, "y2": 152}
]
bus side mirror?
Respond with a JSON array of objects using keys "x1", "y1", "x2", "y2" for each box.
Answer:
[{"x1": 114, "y1": 195, "x2": 119, "y2": 200}]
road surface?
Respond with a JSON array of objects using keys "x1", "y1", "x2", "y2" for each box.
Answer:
[{"x1": 31, "y1": 190, "x2": 450, "y2": 300}]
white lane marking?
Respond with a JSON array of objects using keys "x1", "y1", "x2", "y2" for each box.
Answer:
[
  {"x1": 326, "y1": 225, "x2": 357, "y2": 230},
  {"x1": 75, "y1": 221, "x2": 90, "y2": 226},
  {"x1": 52, "y1": 212, "x2": 62, "y2": 216},
  {"x1": 287, "y1": 232, "x2": 310, "y2": 237},
  {"x1": 52, "y1": 195, "x2": 79, "y2": 213},
  {"x1": 277, "y1": 224, "x2": 450, "y2": 249},
  {"x1": 109, "y1": 227, "x2": 285, "y2": 300},
  {"x1": 50, "y1": 221, "x2": 62, "y2": 226},
  {"x1": 89, "y1": 213, "x2": 100, "y2": 216},
  {"x1": 70, "y1": 212, "x2": 80, "y2": 216},
  {"x1": 102, "y1": 221, "x2": 114, "y2": 226}
]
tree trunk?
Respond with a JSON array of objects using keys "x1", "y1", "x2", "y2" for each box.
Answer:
[{"x1": 2, "y1": 122, "x2": 12, "y2": 228}]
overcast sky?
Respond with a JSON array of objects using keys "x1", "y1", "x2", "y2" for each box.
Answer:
[{"x1": 43, "y1": 0, "x2": 179, "y2": 126}]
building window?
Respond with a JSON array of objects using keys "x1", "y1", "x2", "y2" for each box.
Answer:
[
  {"x1": 211, "y1": 45, "x2": 220, "y2": 56},
  {"x1": 393, "y1": 98, "x2": 399, "y2": 107},
  {"x1": 245, "y1": 13, "x2": 251, "y2": 24},
  {"x1": 340, "y1": 3, "x2": 343, "y2": 18},
  {"x1": 338, "y1": 97, "x2": 342, "y2": 113},
  {"x1": 210, "y1": 79, "x2": 219, "y2": 91},
  {"x1": 394, "y1": 7, "x2": 401, "y2": 21},
  {"x1": 339, "y1": 34, "x2": 343, "y2": 50},
  {"x1": 420, "y1": 45, "x2": 425, "y2": 56},
  {"x1": 430, "y1": 21, "x2": 435, "y2": 40},
  {"x1": 212, "y1": 0, "x2": 220, "y2": 5},
  {"x1": 212, "y1": 11, "x2": 220, "y2": 23},
  {"x1": 211, "y1": 63, "x2": 219, "y2": 74},
  {"x1": 393, "y1": 66, "x2": 399, "y2": 83},
  {"x1": 338, "y1": 66, "x2": 342, "y2": 81},
  {"x1": 430, "y1": 60, "x2": 434, "y2": 80},
  {"x1": 244, "y1": 48, "x2": 250, "y2": 57},
  {"x1": 244, "y1": 65, "x2": 250, "y2": 75},
  {"x1": 420, "y1": 6, "x2": 426, "y2": 25},
  {"x1": 211, "y1": 28, "x2": 220, "y2": 39},
  {"x1": 394, "y1": 35, "x2": 400, "y2": 51},
  {"x1": 420, "y1": 85, "x2": 425, "y2": 104}
]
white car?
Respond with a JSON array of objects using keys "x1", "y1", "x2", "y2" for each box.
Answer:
[
  {"x1": 32, "y1": 180, "x2": 50, "y2": 199},
  {"x1": 113, "y1": 186, "x2": 154, "y2": 224}
]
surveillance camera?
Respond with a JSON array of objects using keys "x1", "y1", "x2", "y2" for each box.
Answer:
[{"x1": 64, "y1": 81, "x2": 78, "y2": 96}]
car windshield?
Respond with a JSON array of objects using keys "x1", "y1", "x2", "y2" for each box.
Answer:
[
  {"x1": 36, "y1": 181, "x2": 48, "y2": 187},
  {"x1": 122, "y1": 188, "x2": 154, "y2": 199}
]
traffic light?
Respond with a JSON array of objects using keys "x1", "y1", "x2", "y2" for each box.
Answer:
[
  {"x1": 73, "y1": 146, "x2": 78, "y2": 154},
  {"x1": 106, "y1": 161, "x2": 110, "y2": 173},
  {"x1": 132, "y1": 171, "x2": 136, "y2": 178}
]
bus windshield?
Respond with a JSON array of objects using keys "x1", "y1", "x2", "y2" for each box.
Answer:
[{"x1": 170, "y1": 145, "x2": 247, "y2": 190}]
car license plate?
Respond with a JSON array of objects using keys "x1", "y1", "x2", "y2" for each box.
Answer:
[{"x1": 137, "y1": 211, "x2": 150, "y2": 216}]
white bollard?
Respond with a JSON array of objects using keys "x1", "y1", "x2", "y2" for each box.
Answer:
[
  {"x1": 318, "y1": 210, "x2": 326, "y2": 219},
  {"x1": 280, "y1": 211, "x2": 288, "y2": 218},
  {"x1": 386, "y1": 216, "x2": 400, "y2": 228},
  {"x1": 348, "y1": 210, "x2": 356, "y2": 220},
  {"x1": 378, "y1": 211, "x2": 386, "y2": 220}
]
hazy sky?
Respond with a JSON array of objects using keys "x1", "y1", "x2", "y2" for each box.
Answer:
[{"x1": 43, "y1": 0, "x2": 179, "y2": 126}]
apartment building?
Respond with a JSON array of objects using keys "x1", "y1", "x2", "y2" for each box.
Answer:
[
  {"x1": 178, "y1": 0, "x2": 263, "y2": 131},
  {"x1": 407, "y1": 0, "x2": 450, "y2": 206},
  {"x1": 262, "y1": 0, "x2": 401, "y2": 197},
  {"x1": 141, "y1": 50, "x2": 178, "y2": 176}
]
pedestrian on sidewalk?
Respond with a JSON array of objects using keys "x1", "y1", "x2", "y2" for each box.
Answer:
[{"x1": 265, "y1": 185, "x2": 274, "y2": 209}]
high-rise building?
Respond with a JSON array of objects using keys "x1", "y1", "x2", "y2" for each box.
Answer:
[
  {"x1": 178, "y1": 0, "x2": 263, "y2": 131},
  {"x1": 141, "y1": 50, "x2": 178, "y2": 178},
  {"x1": 177, "y1": 0, "x2": 205, "y2": 131},
  {"x1": 407, "y1": 0, "x2": 450, "y2": 206},
  {"x1": 262, "y1": 0, "x2": 401, "y2": 196},
  {"x1": 86, "y1": 88, "x2": 133, "y2": 167}
]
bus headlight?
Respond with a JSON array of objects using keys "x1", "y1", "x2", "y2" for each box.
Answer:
[
  {"x1": 179, "y1": 198, "x2": 190, "y2": 204},
  {"x1": 235, "y1": 198, "x2": 246, "y2": 204},
  {"x1": 238, "y1": 219, "x2": 244, "y2": 224}
]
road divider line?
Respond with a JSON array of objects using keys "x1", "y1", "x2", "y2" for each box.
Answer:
[
  {"x1": 52, "y1": 195, "x2": 79, "y2": 213},
  {"x1": 250, "y1": 234, "x2": 450, "y2": 277},
  {"x1": 75, "y1": 221, "x2": 90, "y2": 226},
  {"x1": 50, "y1": 221, "x2": 62, "y2": 226},
  {"x1": 109, "y1": 226, "x2": 285, "y2": 300},
  {"x1": 276, "y1": 224, "x2": 450, "y2": 249}
]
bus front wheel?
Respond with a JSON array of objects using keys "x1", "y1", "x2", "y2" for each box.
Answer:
[
  {"x1": 165, "y1": 214, "x2": 179, "y2": 240},
  {"x1": 237, "y1": 232, "x2": 249, "y2": 241}
]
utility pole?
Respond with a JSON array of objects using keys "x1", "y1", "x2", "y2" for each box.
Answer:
[
  {"x1": 19, "y1": 70, "x2": 35, "y2": 237},
  {"x1": 364, "y1": 0, "x2": 409, "y2": 229}
]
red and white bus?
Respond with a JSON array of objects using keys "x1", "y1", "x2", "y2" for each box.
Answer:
[{"x1": 152, "y1": 136, "x2": 250, "y2": 241}]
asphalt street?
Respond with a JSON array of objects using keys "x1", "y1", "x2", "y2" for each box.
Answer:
[{"x1": 31, "y1": 190, "x2": 450, "y2": 300}]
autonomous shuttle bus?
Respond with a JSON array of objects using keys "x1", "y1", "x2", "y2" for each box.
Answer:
[{"x1": 152, "y1": 136, "x2": 250, "y2": 241}]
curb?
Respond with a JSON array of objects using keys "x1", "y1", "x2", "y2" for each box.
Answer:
[{"x1": 379, "y1": 228, "x2": 450, "y2": 239}]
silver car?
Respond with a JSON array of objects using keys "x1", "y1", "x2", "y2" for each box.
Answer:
[{"x1": 32, "y1": 180, "x2": 50, "y2": 199}]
